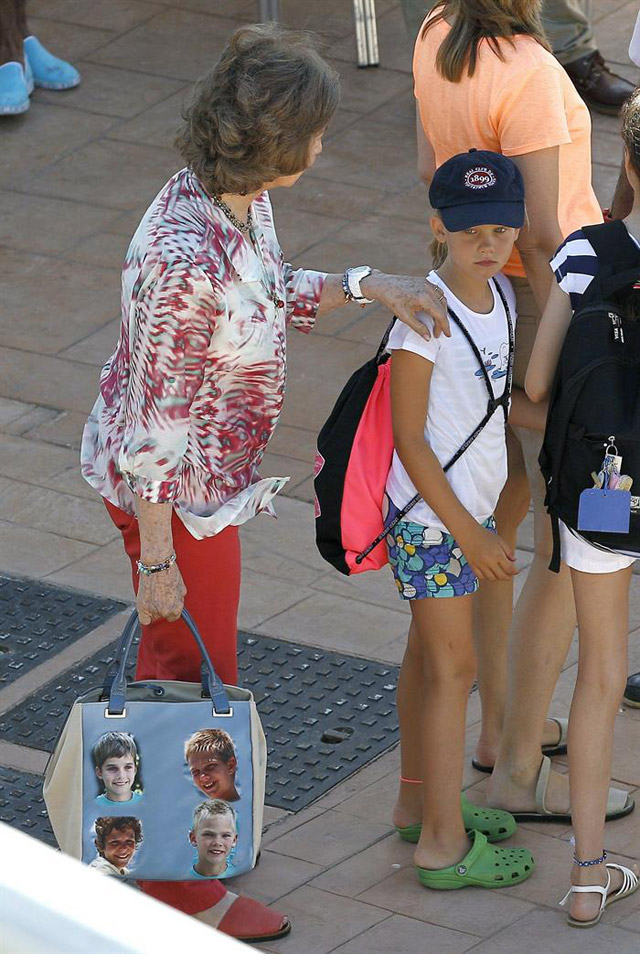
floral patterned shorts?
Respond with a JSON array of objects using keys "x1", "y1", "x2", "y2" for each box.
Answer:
[{"x1": 384, "y1": 497, "x2": 496, "y2": 600}]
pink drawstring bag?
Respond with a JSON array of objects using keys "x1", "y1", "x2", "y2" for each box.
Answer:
[{"x1": 314, "y1": 323, "x2": 395, "y2": 575}]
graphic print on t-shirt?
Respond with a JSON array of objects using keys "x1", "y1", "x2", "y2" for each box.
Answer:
[{"x1": 475, "y1": 341, "x2": 509, "y2": 380}]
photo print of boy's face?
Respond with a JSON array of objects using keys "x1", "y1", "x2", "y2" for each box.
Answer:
[
  {"x1": 93, "y1": 817, "x2": 143, "y2": 874},
  {"x1": 184, "y1": 729, "x2": 239, "y2": 802},
  {"x1": 190, "y1": 800, "x2": 238, "y2": 878},
  {"x1": 92, "y1": 731, "x2": 141, "y2": 803}
]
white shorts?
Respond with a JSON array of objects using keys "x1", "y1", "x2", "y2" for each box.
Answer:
[{"x1": 559, "y1": 521, "x2": 637, "y2": 574}]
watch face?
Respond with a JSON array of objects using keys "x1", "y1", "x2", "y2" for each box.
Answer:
[{"x1": 347, "y1": 266, "x2": 372, "y2": 298}]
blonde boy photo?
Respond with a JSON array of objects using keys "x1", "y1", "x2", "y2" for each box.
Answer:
[
  {"x1": 184, "y1": 728, "x2": 239, "y2": 802},
  {"x1": 189, "y1": 800, "x2": 238, "y2": 878}
]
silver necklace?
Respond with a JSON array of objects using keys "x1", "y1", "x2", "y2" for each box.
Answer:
[{"x1": 211, "y1": 193, "x2": 253, "y2": 233}]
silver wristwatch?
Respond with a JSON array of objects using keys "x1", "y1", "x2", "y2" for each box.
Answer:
[{"x1": 343, "y1": 265, "x2": 374, "y2": 303}]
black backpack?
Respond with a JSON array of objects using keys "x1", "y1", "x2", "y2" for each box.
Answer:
[{"x1": 539, "y1": 220, "x2": 640, "y2": 571}]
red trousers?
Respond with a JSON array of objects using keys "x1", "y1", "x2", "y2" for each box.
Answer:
[{"x1": 104, "y1": 499, "x2": 242, "y2": 913}]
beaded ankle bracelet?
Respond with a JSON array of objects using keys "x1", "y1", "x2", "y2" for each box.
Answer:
[{"x1": 573, "y1": 850, "x2": 607, "y2": 867}]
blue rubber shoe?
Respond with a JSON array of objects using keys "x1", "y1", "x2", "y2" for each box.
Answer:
[
  {"x1": 23, "y1": 36, "x2": 80, "y2": 90},
  {"x1": 0, "y1": 62, "x2": 30, "y2": 115}
]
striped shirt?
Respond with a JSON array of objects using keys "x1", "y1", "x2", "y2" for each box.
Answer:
[{"x1": 551, "y1": 226, "x2": 640, "y2": 310}]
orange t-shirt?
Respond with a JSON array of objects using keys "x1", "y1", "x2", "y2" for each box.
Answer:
[{"x1": 413, "y1": 19, "x2": 602, "y2": 276}]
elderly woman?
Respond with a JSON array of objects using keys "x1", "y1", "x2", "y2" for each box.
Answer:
[{"x1": 81, "y1": 23, "x2": 447, "y2": 944}]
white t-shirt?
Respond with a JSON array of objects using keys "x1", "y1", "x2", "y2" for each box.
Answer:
[
  {"x1": 385, "y1": 270, "x2": 516, "y2": 531},
  {"x1": 89, "y1": 856, "x2": 129, "y2": 877}
]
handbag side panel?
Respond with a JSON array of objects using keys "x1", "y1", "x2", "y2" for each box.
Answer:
[
  {"x1": 249, "y1": 700, "x2": 267, "y2": 863},
  {"x1": 43, "y1": 702, "x2": 84, "y2": 859}
]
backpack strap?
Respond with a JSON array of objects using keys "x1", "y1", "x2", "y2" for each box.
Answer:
[
  {"x1": 549, "y1": 513, "x2": 562, "y2": 574},
  {"x1": 376, "y1": 317, "x2": 397, "y2": 363},
  {"x1": 580, "y1": 221, "x2": 640, "y2": 304},
  {"x1": 582, "y1": 220, "x2": 639, "y2": 270}
]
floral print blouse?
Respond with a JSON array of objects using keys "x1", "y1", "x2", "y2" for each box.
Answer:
[{"x1": 81, "y1": 168, "x2": 326, "y2": 538}]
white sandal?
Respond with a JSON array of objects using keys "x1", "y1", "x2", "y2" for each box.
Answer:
[{"x1": 559, "y1": 863, "x2": 640, "y2": 928}]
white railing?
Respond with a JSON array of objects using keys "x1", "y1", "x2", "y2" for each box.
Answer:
[{"x1": 0, "y1": 823, "x2": 250, "y2": 954}]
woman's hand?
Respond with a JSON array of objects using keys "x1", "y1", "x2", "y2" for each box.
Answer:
[
  {"x1": 459, "y1": 524, "x2": 518, "y2": 583},
  {"x1": 361, "y1": 271, "x2": 450, "y2": 340},
  {"x1": 137, "y1": 563, "x2": 186, "y2": 625}
]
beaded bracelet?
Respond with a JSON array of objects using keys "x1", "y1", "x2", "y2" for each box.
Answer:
[
  {"x1": 573, "y1": 850, "x2": 607, "y2": 867},
  {"x1": 136, "y1": 552, "x2": 177, "y2": 576}
]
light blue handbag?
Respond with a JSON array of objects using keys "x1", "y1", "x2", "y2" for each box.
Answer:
[{"x1": 44, "y1": 610, "x2": 266, "y2": 881}]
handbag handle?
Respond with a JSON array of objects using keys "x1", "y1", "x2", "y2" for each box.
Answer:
[{"x1": 102, "y1": 609, "x2": 231, "y2": 716}]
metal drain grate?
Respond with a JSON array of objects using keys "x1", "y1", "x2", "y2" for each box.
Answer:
[
  {"x1": 0, "y1": 575, "x2": 126, "y2": 687},
  {"x1": 240, "y1": 634, "x2": 398, "y2": 809},
  {"x1": 0, "y1": 766, "x2": 56, "y2": 847}
]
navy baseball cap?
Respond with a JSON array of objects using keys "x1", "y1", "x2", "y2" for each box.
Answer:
[{"x1": 429, "y1": 149, "x2": 525, "y2": 232}]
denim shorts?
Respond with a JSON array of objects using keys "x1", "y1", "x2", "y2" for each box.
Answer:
[{"x1": 384, "y1": 497, "x2": 495, "y2": 600}]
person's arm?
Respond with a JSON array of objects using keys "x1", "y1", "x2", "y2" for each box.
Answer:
[
  {"x1": 134, "y1": 498, "x2": 186, "y2": 624},
  {"x1": 315, "y1": 270, "x2": 450, "y2": 340},
  {"x1": 416, "y1": 105, "x2": 436, "y2": 188},
  {"x1": 524, "y1": 280, "x2": 573, "y2": 403},
  {"x1": 511, "y1": 147, "x2": 564, "y2": 312},
  {"x1": 120, "y1": 261, "x2": 215, "y2": 623},
  {"x1": 391, "y1": 349, "x2": 517, "y2": 582},
  {"x1": 508, "y1": 387, "x2": 548, "y2": 431}
]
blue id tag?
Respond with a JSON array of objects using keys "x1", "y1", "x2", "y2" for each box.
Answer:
[{"x1": 577, "y1": 488, "x2": 631, "y2": 533}]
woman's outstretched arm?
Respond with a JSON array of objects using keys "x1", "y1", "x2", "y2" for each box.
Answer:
[{"x1": 316, "y1": 271, "x2": 451, "y2": 340}]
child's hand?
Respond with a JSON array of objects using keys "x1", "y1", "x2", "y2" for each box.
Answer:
[{"x1": 461, "y1": 524, "x2": 518, "y2": 582}]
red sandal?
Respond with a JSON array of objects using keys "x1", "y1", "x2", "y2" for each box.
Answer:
[
  {"x1": 212, "y1": 892, "x2": 291, "y2": 943},
  {"x1": 138, "y1": 882, "x2": 291, "y2": 944}
]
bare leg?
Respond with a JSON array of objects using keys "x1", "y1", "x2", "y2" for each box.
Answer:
[
  {"x1": 474, "y1": 426, "x2": 572, "y2": 768},
  {"x1": 403, "y1": 595, "x2": 476, "y2": 870},
  {"x1": 393, "y1": 619, "x2": 425, "y2": 828},
  {"x1": 0, "y1": 0, "x2": 22, "y2": 65},
  {"x1": 487, "y1": 427, "x2": 577, "y2": 812},
  {"x1": 473, "y1": 427, "x2": 529, "y2": 766},
  {"x1": 568, "y1": 565, "x2": 635, "y2": 923}
]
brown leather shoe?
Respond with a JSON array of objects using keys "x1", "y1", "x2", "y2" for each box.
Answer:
[{"x1": 564, "y1": 50, "x2": 634, "y2": 115}]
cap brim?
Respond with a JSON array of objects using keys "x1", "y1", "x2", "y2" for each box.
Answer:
[{"x1": 440, "y1": 201, "x2": 525, "y2": 232}]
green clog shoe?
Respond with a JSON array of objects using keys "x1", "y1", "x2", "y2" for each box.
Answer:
[
  {"x1": 416, "y1": 830, "x2": 534, "y2": 890},
  {"x1": 396, "y1": 793, "x2": 516, "y2": 844}
]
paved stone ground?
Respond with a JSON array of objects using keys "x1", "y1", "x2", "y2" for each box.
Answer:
[{"x1": 0, "y1": 1, "x2": 639, "y2": 951}]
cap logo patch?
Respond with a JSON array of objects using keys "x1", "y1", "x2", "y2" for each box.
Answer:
[{"x1": 464, "y1": 166, "x2": 496, "y2": 190}]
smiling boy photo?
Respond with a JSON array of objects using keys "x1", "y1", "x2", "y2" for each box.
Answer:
[
  {"x1": 190, "y1": 800, "x2": 238, "y2": 878},
  {"x1": 89, "y1": 817, "x2": 143, "y2": 877},
  {"x1": 184, "y1": 728, "x2": 239, "y2": 802},
  {"x1": 92, "y1": 731, "x2": 142, "y2": 805}
]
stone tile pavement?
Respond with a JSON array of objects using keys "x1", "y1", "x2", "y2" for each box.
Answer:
[{"x1": 0, "y1": 1, "x2": 639, "y2": 951}]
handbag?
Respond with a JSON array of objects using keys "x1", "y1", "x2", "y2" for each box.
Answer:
[{"x1": 43, "y1": 609, "x2": 266, "y2": 881}]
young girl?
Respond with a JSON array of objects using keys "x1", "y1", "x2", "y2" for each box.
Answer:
[
  {"x1": 387, "y1": 149, "x2": 534, "y2": 889},
  {"x1": 526, "y1": 92, "x2": 640, "y2": 927}
]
